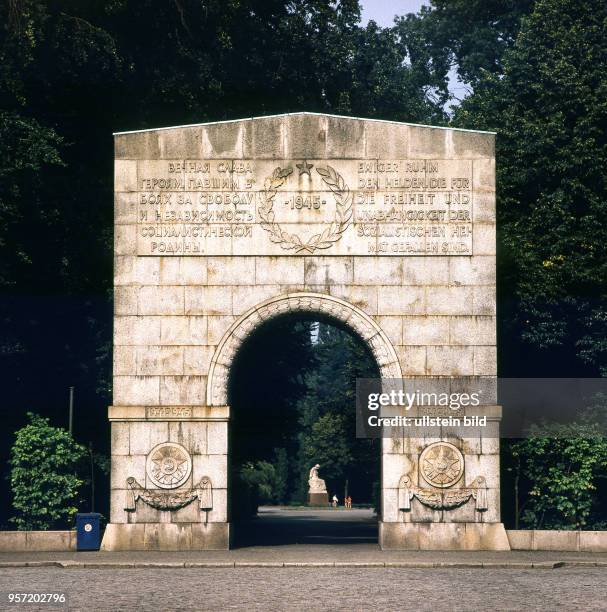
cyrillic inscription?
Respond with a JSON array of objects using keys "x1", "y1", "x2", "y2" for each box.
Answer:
[{"x1": 133, "y1": 159, "x2": 473, "y2": 256}]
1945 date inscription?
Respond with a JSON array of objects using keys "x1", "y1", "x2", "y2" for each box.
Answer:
[{"x1": 131, "y1": 158, "x2": 474, "y2": 256}]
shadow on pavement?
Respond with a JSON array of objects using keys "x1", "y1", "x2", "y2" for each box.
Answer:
[{"x1": 233, "y1": 507, "x2": 378, "y2": 547}]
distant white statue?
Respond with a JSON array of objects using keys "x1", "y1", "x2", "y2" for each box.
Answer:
[{"x1": 308, "y1": 464, "x2": 327, "y2": 493}]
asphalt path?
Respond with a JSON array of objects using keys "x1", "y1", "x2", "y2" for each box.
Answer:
[{"x1": 233, "y1": 507, "x2": 377, "y2": 547}]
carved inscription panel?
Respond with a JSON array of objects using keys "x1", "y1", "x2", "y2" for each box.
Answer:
[{"x1": 133, "y1": 158, "x2": 473, "y2": 256}]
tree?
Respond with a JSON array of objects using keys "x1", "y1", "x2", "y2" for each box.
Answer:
[
  {"x1": 0, "y1": 111, "x2": 63, "y2": 288},
  {"x1": 397, "y1": 1, "x2": 535, "y2": 90},
  {"x1": 239, "y1": 461, "x2": 277, "y2": 503},
  {"x1": 293, "y1": 323, "x2": 380, "y2": 502},
  {"x1": 9, "y1": 412, "x2": 87, "y2": 530},
  {"x1": 454, "y1": 0, "x2": 607, "y2": 375},
  {"x1": 346, "y1": 20, "x2": 450, "y2": 121},
  {"x1": 0, "y1": 0, "x2": 121, "y2": 293},
  {"x1": 300, "y1": 413, "x2": 353, "y2": 486}
]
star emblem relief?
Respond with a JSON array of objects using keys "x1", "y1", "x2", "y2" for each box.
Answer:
[
  {"x1": 419, "y1": 442, "x2": 464, "y2": 488},
  {"x1": 296, "y1": 159, "x2": 314, "y2": 176}
]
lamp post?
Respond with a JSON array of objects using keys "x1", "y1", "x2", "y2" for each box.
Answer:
[{"x1": 68, "y1": 386, "x2": 75, "y2": 435}]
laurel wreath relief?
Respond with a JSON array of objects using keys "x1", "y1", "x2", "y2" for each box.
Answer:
[{"x1": 258, "y1": 165, "x2": 353, "y2": 253}]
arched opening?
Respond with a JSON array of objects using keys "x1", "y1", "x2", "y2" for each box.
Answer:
[
  {"x1": 206, "y1": 293, "x2": 403, "y2": 407},
  {"x1": 227, "y1": 311, "x2": 381, "y2": 546}
]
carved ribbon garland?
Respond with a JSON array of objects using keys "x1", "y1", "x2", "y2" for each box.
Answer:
[
  {"x1": 398, "y1": 475, "x2": 488, "y2": 512},
  {"x1": 124, "y1": 476, "x2": 213, "y2": 512},
  {"x1": 258, "y1": 165, "x2": 353, "y2": 253}
]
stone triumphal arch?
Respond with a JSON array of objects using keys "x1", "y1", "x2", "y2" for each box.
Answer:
[{"x1": 102, "y1": 112, "x2": 509, "y2": 551}]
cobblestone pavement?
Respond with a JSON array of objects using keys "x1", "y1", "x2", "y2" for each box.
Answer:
[{"x1": 0, "y1": 567, "x2": 606, "y2": 611}]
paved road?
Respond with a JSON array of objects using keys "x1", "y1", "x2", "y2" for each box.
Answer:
[
  {"x1": 0, "y1": 566, "x2": 606, "y2": 611},
  {"x1": 234, "y1": 507, "x2": 377, "y2": 547}
]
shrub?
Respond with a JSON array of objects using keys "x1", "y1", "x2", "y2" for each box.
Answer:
[
  {"x1": 509, "y1": 423, "x2": 607, "y2": 529},
  {"x1": 9, "y1": 412, "x2": 87, "y2": 530}
]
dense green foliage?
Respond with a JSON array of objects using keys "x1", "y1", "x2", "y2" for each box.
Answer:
[
  {"x1": 398, "y1": 1, "x2": 535, "y2": 89},
  {"x1": 508, "y1": 423, "x2": 607, "y2": 529},
  {"x1": 449, "y1": 0, "x2": 607, "y2": 526},
  {"x1": 454, "y1": 0, "x2": 607, "y2": 375},
  {"x1": 505, "y1": 394, "x2": 607, "y2": 529},
  {"x1": 236, "y1": 448, "x2": 290, "y2": 515},
  {"x1": 9, "y1": 413, "x2": 87, "y2": 530}
]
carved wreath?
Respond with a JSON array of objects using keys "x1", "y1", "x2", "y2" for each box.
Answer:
[
  {"x1": 398, "y1": 475, "x2": 488, "y2": 512},
  {"x1": 258, "y1": 165, "x2": 353, "y2": 253},
  {"x1": 124, "y1": 476, "x2": 213, "y2": 512}
]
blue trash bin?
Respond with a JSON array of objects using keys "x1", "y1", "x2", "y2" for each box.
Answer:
[{"x1": 76, "y1": 513, "x2": 102, "y2": 551}]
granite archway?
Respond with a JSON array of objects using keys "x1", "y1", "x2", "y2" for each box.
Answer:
[{"x1": 103, "y1": 112, "x2": 506, "y2": 552}]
